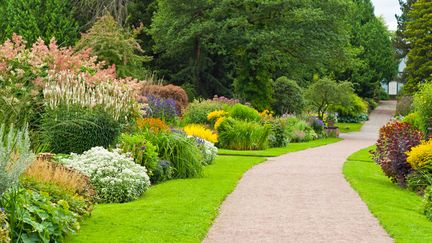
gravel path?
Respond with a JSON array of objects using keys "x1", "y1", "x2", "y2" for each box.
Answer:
[{"x1": 204, "y1": 101, "x2": 396, "y2": 243}]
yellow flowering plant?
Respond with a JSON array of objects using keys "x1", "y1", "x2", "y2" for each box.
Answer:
[
  {"x1": 406, "y1": 140, "x2": 432, "y2": 170},
  {"x1": 207, "y1": 110, "x2": 227, "y2": 121},
  {"x1": 214, "y1": 117, "x2": 226, "y2": 130},
  {"x1": 184, "y1": 124, "x2": 218, "y2": 143},
  {"x1": 207, "y1": 110, "x2": 228, "y2": 129},
  {"x1": 259, "y1": 109, "x2": 273, "y2": 121}
]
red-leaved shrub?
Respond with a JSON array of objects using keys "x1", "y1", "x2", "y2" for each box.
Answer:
[
  {"x1": 372, "y1": 121, "x2": 424, "y2": 187},
  {"x1": 141, "y1": 84, "x2": 188, "y2": 113}
]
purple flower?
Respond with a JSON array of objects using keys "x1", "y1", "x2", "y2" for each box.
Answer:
[
  {"x1": 141, "y1": 146, "x2": 147, "y2": 150},
  {"x1": 145, "y1": 95, "x2": 179, "y2": 121}
]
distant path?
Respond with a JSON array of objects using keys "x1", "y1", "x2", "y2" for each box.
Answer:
[{"x1": 204, "y1": 101, "x2": 396, "y2": 243}]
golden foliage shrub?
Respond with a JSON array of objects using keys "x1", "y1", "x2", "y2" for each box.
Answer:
[{"x1": 24, "y1": 159, "x2": 95, "y2": 199}]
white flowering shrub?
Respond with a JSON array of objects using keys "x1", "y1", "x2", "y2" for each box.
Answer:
[
  {"x1": 191, "y1": 137, "x2": 218, "y2": 165},
  {"x1": 61, "y1": 147, "x2": 150, "y2": 203}
]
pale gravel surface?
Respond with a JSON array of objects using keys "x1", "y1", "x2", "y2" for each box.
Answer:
[{"x1": 204, "y1": 101, "x2": 396, "y2": 243}]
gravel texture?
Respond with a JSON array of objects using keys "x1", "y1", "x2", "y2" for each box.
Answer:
[{"x1": 204, "y1": 101, "x2": 396, "y2": 243}]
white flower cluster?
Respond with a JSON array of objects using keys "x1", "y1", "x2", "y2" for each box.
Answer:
[
  {"x1": 43, "y1": 71, "x2": 137, "y2": 121},
  {"x1": 201, "y1": 139, "x2": 218, "y2": 165},
  {"x1": 61, "y1": 147, "x2": 150, "y2": 203}
]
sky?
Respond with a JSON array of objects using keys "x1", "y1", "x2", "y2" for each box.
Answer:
[{"x1": 371, "y1": 0, "x2": 402, "y2": 31}]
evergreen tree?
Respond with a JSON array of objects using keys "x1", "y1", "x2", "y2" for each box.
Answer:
[
  {"x1": 404, "y1": 0, "x2": 432, "y2": 93},
  {"x1": 395, "y1": 0, "x2": 417, "y2": 59},
  {"x1": 0, "y1": 0, "x2": 79, "y2": 46},
  {"x1": 335, "y1": 0, "x2": 398, "y2": 99}
]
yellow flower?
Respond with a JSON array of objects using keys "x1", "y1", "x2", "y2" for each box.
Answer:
[
  {"x1": 207, "y1": 110, "x2": 227, "y2": 121},
  {"x1": 259, "y1": 109, "x2": 273, "y2": 120},
  {"x1": 214, "y1": 117, "x2": 225, "y2": 130},
  {"x1": 406, "y1": 140, "x2": 432, "y2": 169},
  {"x1": 184, "y1": 124, "x2": 218, "y2": 143}
]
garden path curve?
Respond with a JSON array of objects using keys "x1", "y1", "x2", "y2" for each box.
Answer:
[{"x1": 204, "y1": 101, "x2": 396, "y2": 243}]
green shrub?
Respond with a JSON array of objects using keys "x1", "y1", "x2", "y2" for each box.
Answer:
[
  {"x1": 1, "y1": 188, "x2": 79, "y2": 242},
  {"x1": 424, "y1": 186, "x2": 432, "y2": 221},
  {"x1": 151, "y1": 160, "x2": 174, "y2": 184},
  {"x1": 397, "y1": 96, "x2": 414, "y2": 116},
  {"x1": 284, "y1": 117, "x2": 318, "y2": 142},
  {"x1": 228, "y1": 104, "x2": 260, "y2": 122},
  {"x1": 413, "y1": 83, "x2": 432, "y2": 134},
  {"x1": 331, "y1": 94, "x2": 368, "y2": 123},
  {"x1": 21, "y1": 178, "x2": 92, "y2": 219},
  {"x1": 183, "y1": 100, "x2": 223, "y2": 125},
  {"x1": 272, "y1": 76, "x2": 304, "y2": 115},
  {"x1": 308, "y1": 117, "x2": 325, "y2": 135},
  {"x1": 268, "y1": 119, "x2": 290, "y2": 148},
  {"x1": 41, "y1": 106, "x2": 120, "y2": 154},
  {"x1": 365, "y1": 98, "x2": 378, "y2": 111},
  {"x1": 406, "y1": 169, "x2": 432, "y2": 194},
  {"x1": 217, "y1": 117, "x2": 271, "y2": 150},
  {"x1": 118, "y1": 133, "x2": 159, "y2": 178},
  {"x1": 403, "y1": 112, "x2": 422, "y2": 129},
  {"x1": 379, "y1": 88, "x2": 390, "y2": 100},
  {"x1": 142, "y1": 131, "x2": 204, "y2": 178}
]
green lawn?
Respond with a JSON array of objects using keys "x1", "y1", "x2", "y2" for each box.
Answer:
[
  {"x1": 69, "y1": 138, "x2": 341, "y2": 242},
  {"x1": 337, "y1": 122, "x2": 364, "y2": 133},
  {"x1": 68, "y1": 156, "x2": 266, "y2": 242},
  {"x1": 218, "y1": 137, "x2": 342, "y2": 157},
  {"x1": 344, "y1": 147, "x2": 432, "y2": 243}
]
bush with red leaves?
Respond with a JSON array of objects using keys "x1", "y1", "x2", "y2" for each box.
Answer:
[
  {"x1": 372, "y1": 121, "x2": 424, "y2": 187},
  {"x1": 141, "y1": 84, "x2": 188, "y2": 113}
]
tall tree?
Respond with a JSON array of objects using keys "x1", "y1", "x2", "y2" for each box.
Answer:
[
  {"x1": 76, "y1": 14, "x2": 152, "y2": 79},
  {"x1": 0, "y1": 0, "x2": 79, "y2": 46},
  {"x1": 150, "y1": 0, "x2": 353, "y2": 109},
  {"x1": 404, "y1": 0, "x2": 432, "y2": 93},
  {"x1": 395, "y1": 0, "x2": 417, "y2": 59},
  {"x1": 335, "y1": 0, "x2": 398, "y2": 99},
  {"x1": 71, "y1": 0, "x2": 129, "y2": 29}
]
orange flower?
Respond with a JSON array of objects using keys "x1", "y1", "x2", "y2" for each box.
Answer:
[{"x1": 136, "y1": 118, "x2": 169, "y2": 132}]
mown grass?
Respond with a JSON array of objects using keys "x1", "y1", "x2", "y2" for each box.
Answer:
[
  {"x1": 218, "y1": 137, "x2": 342, "y2": 157},
  {"x1": 68, "y1": 156, "x2": 266, "y2": 243},
  {"x1": 69, "y1": 138, "x2": 340, "y2": 242},
  {"x1": 337, "y1": 122, "x2": 364, "y2": 133},
  {"x1": 344, "y1": 147, "x2": 432, "y2": 243}
]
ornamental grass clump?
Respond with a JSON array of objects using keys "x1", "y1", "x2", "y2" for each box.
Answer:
[
  {"x1": 43, "y1": 71, "x2": 137, "y2": 122},
  {"x1": 23, "y1": 159, "x2": 95, "y2": 200},
  {"x1": 372, "y1": 121, "x2": 423, "y2": 187},
  {"x1": 40, "y1": 106, "x2": 121, "y2": 154},
  {"x1": 142, "y1": 131, "x2": 204, "y2": 178},
  {"x1": 61, "y1": 147, "x2": 150, "y2": 203},
  {"x1": 0, "y1": 124, "x2": 34, "y2": 196},
  {"x1": 0, "y1": 209, "x2": 10, "y2": 243},
  {"x1": 217, "y1": 117, "x2": 271, "y2": 150},
  {"x1": 228, "y1": 103, "x2": 261, "y2": 122},
  {"x1": 184, "y1": 124, "x2": 218, "y2": 143}
]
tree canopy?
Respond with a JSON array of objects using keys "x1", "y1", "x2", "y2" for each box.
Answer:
[{"x1": 403, "y1": 0, "x2": 432, "y2": 93}]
